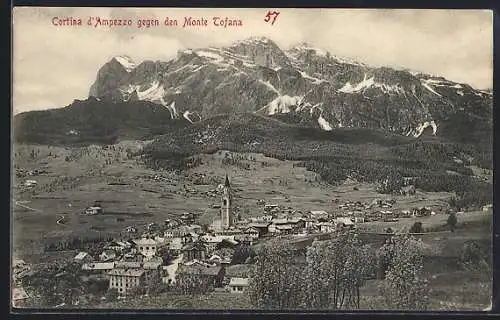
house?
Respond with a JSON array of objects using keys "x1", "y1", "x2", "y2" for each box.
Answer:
[
  {"x1": 303, "y1": 218, "x2": 316, "y2": 229},
  {"x1": 121, "y1": 252, "x2": 144, "y2": 263},
  {"x1": 12, "y1": 287, "x2": 29, "y2": 306},
  {"x1": 243, "y1": 227, "x2": 260, "y2": 240},
  {"x1": 334, "y1": 217, "x2": 355, "y2": 229},
  {"x1": 108, "y1": 268, "x2": 146, "y2": 295},
  {"x1": 168, "y1": 237, "x2": 183, "y2": 255},
  {"x1": 482, "y1": 204, "x2": 493, "y2": 212},
  {"x1": 81, "y1": 262, "x2": 115, "y2": 277},
  {"x1": 274, "y1": 225, "x2": 293, "y2": 234},
  {"x1": 188, "y1": 224, "x2": 203, "y2": 234},
  {"x1": 105, "y1": 241, "x2": 130, "y2": 252},
  {"x1": 83, "y1": 206, "x2": 103, "y2": 215},
  {"x1": 134, "y1": 238, "x2": 159, "y2": 258},
  {"x1": 146, "y1": 222, "x2": 160, "y2": 232},
  {"x1": 318, "y1": 222, "x2": 335, "y2": 233},
  {"x1": 354, "y1": 217, "x2": 365, "y2": 223},
  {"x1": 228, "y1": 277, "x2": 249, "y2": 293},
  {"x1": 264, "y1": 204, "x2": 279, "y2": 213},
  {"x1": 13, "y1": 259, "x2": 26, "y2": 269},
  {"x1": 74, "y1": 251, "x2": 93, "y2": 263},
  {"x1": 176, "y1": 263, "x2": 225, "y2": 288},
  {"x1": 124, "y1": 226, "x2": 137, "y2": 233},
  {"x1": 164, "y1": 229, "x2": 174, "y2": 238},
  {"x1": 310, "y1": 210, "x2": 328, "y2": 219},
  {"x1": 268, "y1": 218, "x2": 305, "y2": 234},
  {"x1": 224, "y1": 264, "x2": 251, "y2": 286},
  {"x1": 248, "y1": 222, "x2": 271, "y2": 237},
  {"x1": 24, "y1": 179, "x2": 38, "y2": 187},
  {"x1": 143, "y1": 261, "x2": 163, "y2": 282},
  {"x1": 99, "y1": 250, "x2": 117, "y2": 262},
  {"x1": 182, "y1": 241, "x2": 207, "y2": 262},
  {"x1": 200, "y1": 235, "x2": 237, "y2": 254}
]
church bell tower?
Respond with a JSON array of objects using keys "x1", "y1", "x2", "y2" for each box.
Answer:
[{"x1": 221, "y1": 174, "x2": 233, "y2": 229}]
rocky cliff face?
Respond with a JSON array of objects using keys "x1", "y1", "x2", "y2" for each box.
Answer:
[{"x1": 88, "y1": 37, "x2": 492, "y2": 140}]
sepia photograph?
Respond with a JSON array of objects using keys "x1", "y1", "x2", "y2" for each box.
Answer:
[{"x1": 11, "y1": 7, "x2": 493, "y2": 311}]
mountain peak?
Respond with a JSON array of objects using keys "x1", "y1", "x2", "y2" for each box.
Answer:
[
  {"x1": 112, "y1": 55, "x2": 136, "y2": 72},
  {"x1": 235, "y1": 36, "x2": 276, "y2": 46}
]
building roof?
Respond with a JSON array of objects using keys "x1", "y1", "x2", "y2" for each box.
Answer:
[
  {"x1": 74, "y1": 252, "x2": 89, "y2": 260},
  {"x1": 249, "y1": 222, "x2": 271, "y2": 228},
  {"x1": 13, "y1": 259, "x2": 26, "y2": 267},
  {"x1": 272, "y1": 218, "x2": 302, "y2": 225},
  {"x1": 12, "y1": 287, "x2": 29, "y2": 300},
  {"x1": 229, "y1": 277, "x2": 249, "y2": 286},
  {"x1": 134, "y1": 238, "x2": 158, "y2": 246},
  {"x1": 169, "y1": 238, "x2": 183, "y2": 250},
  {"x1": 201, "y1": 235, "x2": 236, "y2": 243},
  {"x1": 244, "y1": 227, "x2": 260, "y2": 233},
  {"x1": 335, "y1": 217, "x2": 354, "y2": 225},
  {"x1": 276, "y1": 225, "x2": 293, "y2": 230},
  {"x1": 225, "y1": 264, "x2": 251, "y2": 277},
  {"x1": 100, "y1": 250, "x2": 116, "y2": 256},
  {"x1": 108, "y1": 268, "x2": 145, "y2": 277},
  {"x1": 82, "y1": 262, "x2": 115, "y2": 271},
  {"x1": 143, "y1": 261, "x2": 162, "y2": 269},
  {"x1": 310, "y1": 210, "x2": 328, "y2": 215},
  {"x1": 178, "y1": 264, "x2": 222, "y2": 276},
  {"x1": 115, "y1": 261, "x2": 141, "y2": 269}
]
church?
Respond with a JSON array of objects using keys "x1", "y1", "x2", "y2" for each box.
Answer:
[{"x1": 212, "y1": 174, "x2": 238, "y2": 232}]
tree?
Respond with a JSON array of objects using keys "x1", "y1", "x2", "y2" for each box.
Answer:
[
  {"x1": 378, "y1": 235, "x2": 430, "y2": 310},
  {"x1": 303, "y1": 232, "x2": 373, "y2": 310},
  {"x1": 409, "y1": 221, "x2": 423, "y2": 234},
  {"x1": 447, "y1": 212, "x2": 458, "y2": 232},
  {"x1": 459, "y1": 240, "x2": 491, "y2": 276},
  {"x1": 105, "y1": 288, "x2": 119, "y2": 302},
  {"x1": 231, "y1": 243, "x2": 253, "y2": 264},
  {"x1": 248, "y1": 239, "x2": 304, "y2": 310},
  {"x1": 176, "y1": 271, "x2": 213, "y2": 296}
]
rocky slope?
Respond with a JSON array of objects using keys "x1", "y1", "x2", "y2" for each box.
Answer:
[{"x1": 88, "y1": 36, "x2": 492, "y2": 142}]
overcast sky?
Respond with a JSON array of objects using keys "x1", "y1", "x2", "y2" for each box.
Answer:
[{"x1": 13, "y1": 7, "x2": 493, "y2": 114}]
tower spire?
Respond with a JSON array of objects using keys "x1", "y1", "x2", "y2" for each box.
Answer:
[{"x1": 224, "y1": 173, "x2": 230, "y2": 188}]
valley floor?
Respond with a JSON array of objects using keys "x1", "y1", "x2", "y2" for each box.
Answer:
[{"x1": 11, "y1": 141, "x2": 493, "y2": 310}]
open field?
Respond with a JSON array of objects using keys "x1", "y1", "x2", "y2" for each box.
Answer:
[{"x1": 13, "y1": 142, "x2": 463, "y2": 256}]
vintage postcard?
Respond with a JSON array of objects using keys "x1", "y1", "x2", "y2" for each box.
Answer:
[{"x1": 11, "y1": 7, "x2": 493, "y2": 311}]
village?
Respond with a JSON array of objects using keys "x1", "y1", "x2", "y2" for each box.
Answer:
[{"x1": 14, "y1": 168, "x2": 487, "y2": 308}]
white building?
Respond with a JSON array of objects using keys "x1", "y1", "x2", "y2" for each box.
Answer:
[
  {"x1": 108, "y1": 268, "x2": 145, "y2": 295},
  {"x1": 134, "y1": 238, "x2": 159, "y2": 258},
  {"x1": 228, "y1": 277, "x2": 249, "y2": 293}
]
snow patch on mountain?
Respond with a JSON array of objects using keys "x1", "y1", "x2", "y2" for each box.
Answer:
[
  {"x1": 318, "y1": 114, "x2": 333, "y2": 131},
  {"x1": 338, "y1": 74, "x2": 375, "y2": 93},
  {"x1": 457, "y1": 90, "x2": 464, "y2": 96},
  {"x1": 262, "y1": 95, "x2": 303, "y2": 115},
  {"x1": 166, "y1": 101, "x2": 178, "y2": 119},
  {"x1": 114, "y1": 55, "x2": 136, "y2": 72},
  {"x1": 338, "y1": 74, "x2": 405, "y2": 94},
  {"x1": 299, "y1": 71, "x2": 328, "y2": 85},
  {"x1": 412, "y1": 121, "x2": 438, "y2": 138},
  {"x1": 183, "y1": 111, "x2": 195, "y2": 123},
  {"x1": 421, "y1": 81, "x2": 442, "y2": 97},
  {"x1": 191, "y1": 65, "x2": 206, "y2": 73},
  {"x1": 196, "y1": 49, "x2": 225, "y2": 63}
]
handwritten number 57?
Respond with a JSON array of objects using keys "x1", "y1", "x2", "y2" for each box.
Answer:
[{"x1": 264, "y1": 11, "x2": 280, "y2": 25}]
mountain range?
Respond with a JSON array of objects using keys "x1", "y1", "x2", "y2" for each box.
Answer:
[{"x1": 14, "y1": 36, "x2": 492, "y2": 148}]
